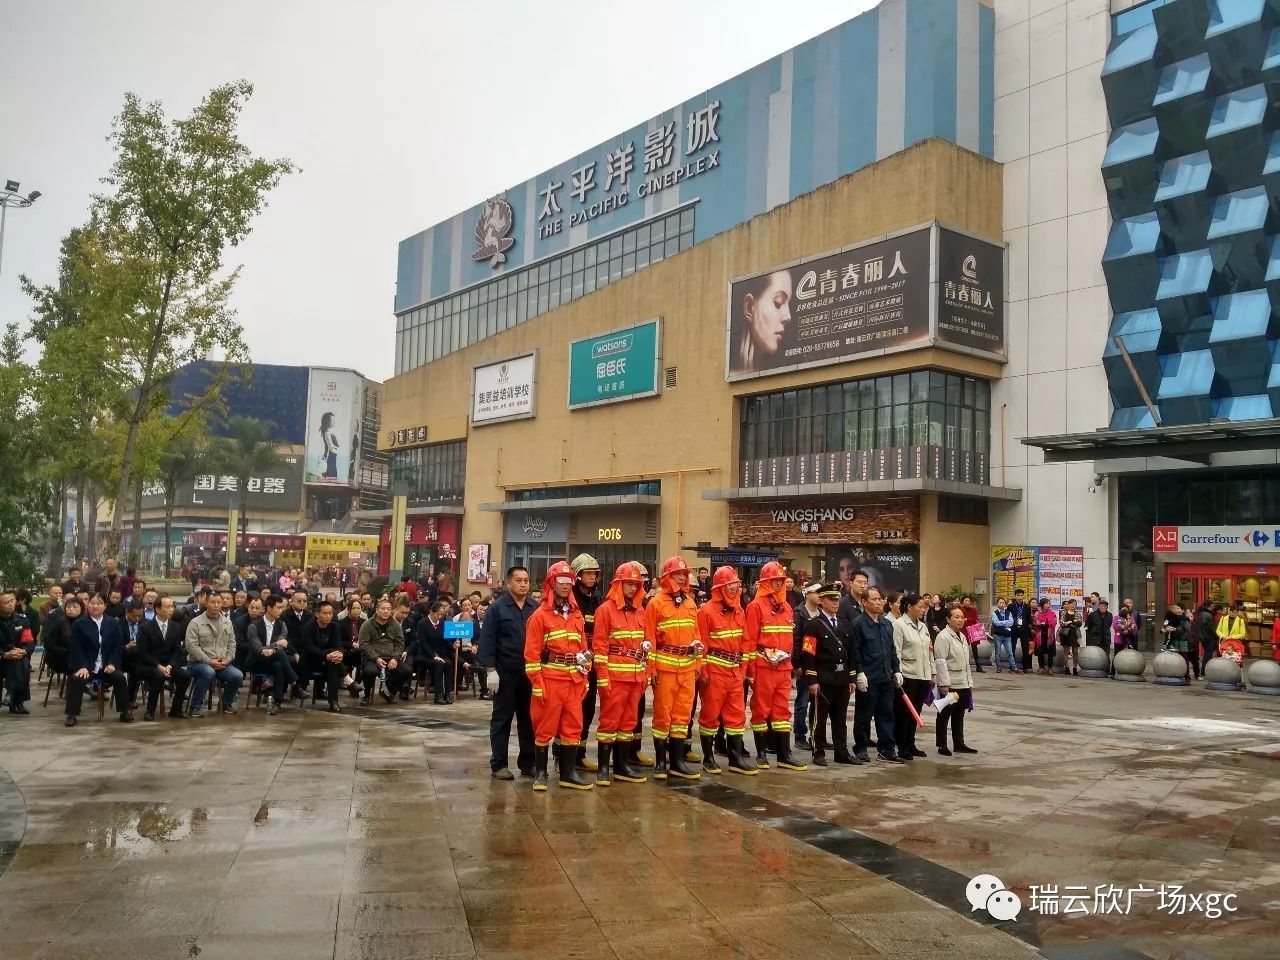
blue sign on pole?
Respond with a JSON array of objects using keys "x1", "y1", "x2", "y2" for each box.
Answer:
[{"x1": 444, "y1": 620, "x2": 475, "y2": 640}]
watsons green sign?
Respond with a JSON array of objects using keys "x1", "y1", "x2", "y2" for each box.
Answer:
[{"x1": 568, "y1": 318, "x2": 661, "y2": 409}]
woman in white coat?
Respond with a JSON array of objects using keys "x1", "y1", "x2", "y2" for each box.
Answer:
[{"x1": 933, "y1": 605, "x2": 978, "y2": 756}]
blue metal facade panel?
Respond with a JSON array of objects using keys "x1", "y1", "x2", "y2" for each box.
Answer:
[{"x1": 394, "y1": 0, "x2": 994, "y2": 314}]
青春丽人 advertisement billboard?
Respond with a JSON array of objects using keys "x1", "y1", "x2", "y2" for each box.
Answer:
[
  {"x1": 305, "y1": 369, "x2": 363, "y2": 486},
  {"x1": 936, "y1": 227, "x2": 1005, "y2": 355},
  {"x1": 472, "y1": 352, "x2": 536, "y2": 425},
  {"x1": 568, "y1": 318, "x2": 661, "y2": 409},
  {"x1": 727, "y1": 228, "x2": 932, "y2": 381}
]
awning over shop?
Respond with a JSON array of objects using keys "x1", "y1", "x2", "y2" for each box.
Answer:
[{"x1": 1023, "y1": 418, "x2": 1280, "y2": 465}]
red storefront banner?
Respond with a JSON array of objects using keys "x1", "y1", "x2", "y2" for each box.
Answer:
[
  {"x1": 377, "y1": 516, "x2": 462, "y2": 576},
  {"x1": 183, "y1": 530, "x2": 306, "y2": 551}
]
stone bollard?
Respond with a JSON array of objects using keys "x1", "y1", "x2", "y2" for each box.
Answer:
[
  {"x1": 1203, "y1": 656, "x2": 1242, "y2": 692},
  {"x1": 1245, "y1": 659, "x2": 1280, "y2": 696},
  {"x1": 976, "y1": 639, "x2": 993, "y2": 666},
  {"x1": 1077, "y1": 644, "x2": 1109, "y2": 678},
  {"x1": 1152, "y1": 650, "x2": 1190, "y2": 686},
  {"x1": 1112, "y1": 648, "x2": 1147, "y2": 682},
  {"x1": 1053, "y1": 645, "x2": 1068, "y2": 674}
]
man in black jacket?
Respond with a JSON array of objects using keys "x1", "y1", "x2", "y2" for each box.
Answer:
[
  {"x1": 303, "y1": 600, "x2": 346, "y2": 712},
  {"x1": 415, "y1": 600, "x2": 454, "y2": 704},
  {"x1": 281, "y1": 590, "x2": 313, "y2": 682},
  {"x1": 800, "y1": 583, "x2": 856, "y2": 766},
  {"x1": 246, "y1": 595, "x2": 301, "y2": 715},
  {"x1": 117, "y1": 599, "x2": 147, "y2": 710},
  {"x1": 1008, "y1": 588, "x2": 1033, "y2": 673},
  {"x1": 1085, "y1": 599, "x2": 1113, "y2": 649},
  {"x1": 136, "y1": 597, "x2": 189, "y2": 720},
  {"x1": 850, "y1": 586, "x2": 904, "y2": 763},
  {"x1": 1196, "y1": 602, "x2": 1219, "y2": 675},
  {"x1": 478, "y1": 565, "x2": 538, "y2": 781},
  {"x1": 0, "y1": 591, "x2": 34, "y2": 715},
  {"x1": 790, "y1": 582, "x2": 823, "y2": 750}
]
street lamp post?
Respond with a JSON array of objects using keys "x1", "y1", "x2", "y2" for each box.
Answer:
[{"x1": 0, "y1": 179, "x2": 42, "y2": 279}]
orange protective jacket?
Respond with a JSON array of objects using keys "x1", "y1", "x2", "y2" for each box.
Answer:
[
  {"x1": 645, "y1": 589, "x2": 702, "y2": 675},
  {"x1": 745, "y1": 592, "x2": 795, "y2": 682},
  {"x1": 524, "y1": 601, "x2": 589, "y2": 697},
  {"x1": 592, "y1": 597, "x2": 648, "y2": 689},
  {"x1": 697, "y1": 598, "x2": 748, "y2": 680}
]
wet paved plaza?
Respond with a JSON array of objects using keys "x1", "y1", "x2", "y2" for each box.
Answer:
[{"x1": 0, "y1": 673, "x2": 1277, "y2": 960}]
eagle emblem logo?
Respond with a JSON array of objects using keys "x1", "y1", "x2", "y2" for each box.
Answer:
[{"x1": 472, "y1": 197, "x2": 515, "y2": 268}]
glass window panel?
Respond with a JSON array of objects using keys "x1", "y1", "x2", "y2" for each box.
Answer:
[
  {"x1": 622, "y1": 252, "x2": 636, "y2": 277},
  {"x1": 797, "y1": 387, "x2": 812, "y2": 418},
  {"x1": 910, "y1": 371, "x2": 929, "y2": 402},
  {"x1": 975, "y1": 379, "x2": 990, "y2": 411},
  {"x1": 893, "y1": 374, "x2": 909, "y2": 404},
  {"x1": 665, "y1": 237, "x2": 680, "y2": 257},
  {"x1": 827, "y1": 412, "x2": 842, "y2": 452},
  {"x1": 623, "y1": 230, "x2": 636, "y2": 254},
  {"x1": 550, "y1": 258, "x2": 561, "y2": 280},
  {"x1": 609, "y1": 257, "x2": 622, "y2": 282},
  {"x1": 637, "y1": 224, "x2": 651, "y2": 247},
  {"x1": 650, "y1": 243, "x2": 665, "y2": 263},
  {"x1": 666, "y1": 213, "x2": 681, "y2": 236},
  {"x1": 769, "y1": 393, "x2": 785, "y2": 421},
  {"x1": 911, "y1": 402, "x2": 929, "y2": 445},
  {"x1": 597, "y1": 262, "x2": 609, "y2": 286},
  {"x1": 893, "y1": 404, "x2": 908, "y2": 447},
  {"x1": 680, "y1": 232, "x2": 694, "y2": 251},
  {"x1": 680, "y1": 208, "x2": 694, "y2": 232},
  {"x1": 794, "y1": 416, "x2": 809, "y2": 456},
  {"x1": 497, "y1": 277, "x2": 508, "y2": 297},
  {"x1": 536, "y1": 263, "x2": 548, "y2": 283},
  {"x1": 962, "y1": 377, "x2": 977, "y2": 408},
  {"x1": 572, "y1": 251, "x2": 584, "y2": 272},
  {"x1": 538, "y1": 283, "x2": 549, "y2": 314},
  {"x1": 875, "y1": 377, "x2": 893, "y2": 408},
  {"x1": 975, "y1": 410, "x2": 989, "y2": 454},
  {"x1": 549, "y1": 280, "x2": 561, "y2": 309},
  {"x1": 946, "y1": 374, "x2": 961, "y2": 406},
  {"x1": 929, "y1": 371, "x2": 947, "y2": 403},
  {"x1": 945, "y1": 403, "x2": 958, "y2": 449},
  {"x1": 584, "y1": 269, "x2": 597, "y2": 294},
  {"x1": 929, "y1": 402, "x2": 944, "y2": 446},
  {"x1": 572, "y1": 271, "x2": 584, "y2": 299},
  {"x1": 960, "y1": 408, "x2": 974, "y2": 452},
  {"x1": 636, "y1": 246, "x2": 650, "y2": 270},
  {"x1": 844, "y1": 412, "x2": 858, "y2": 450},
  {"x1": 651, "y1": 219, "x2": 666, "y2": 243},
  {"x1": 609, "y1": 236, "x2": 623, "y2": 258},
  {"x1": 517, "y1": 271, "x2": 528, "y2": 291},
  {"x1": 585, "y1": 246, "x2": 597, "y2": 267},
  {"x1": 496, "y1": 297, "x2": 509, "y2": 332},
  {"x1": 782, "y1": 390, "x2": 798, "y2": 421},
  {"x1": 859, "y1": 409, "x2": 876, "y2": 450},
  {"x1": 516, "y1": 290, "x2": 527, "y2": 321}
]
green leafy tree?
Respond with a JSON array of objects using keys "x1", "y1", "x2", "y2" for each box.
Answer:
[
  {"x1": 212, "y1": 416, "x2": 286, "y2": 546},
  {"x1": 86, "y1": 81, "x2": 296, "y2": 555},
  {"x1": 155, "y1": 429, "x2": 211, "y2": 577},
  {"x1": 0, "y1": 324, "x2": 55, "y2": 585}
]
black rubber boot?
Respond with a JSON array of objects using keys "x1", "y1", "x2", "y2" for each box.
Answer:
[
  {"x1": 684, "y1": 739, "x2": 701, "y2": 763},
  {"x1": 612, "y1": 741, "x2": 647, "y2": 783},
  {"x1": 773, "y1": 730, "x2": 808, "y2": 771},
  {"x1": 714, "y1": 726, "x2": 729, "y2": 756},
  {"x1": 576, "y1": 745, "x2": 598, "y2": 772},
  {"x1": 700, "y1": 735, "x2": 721, "y2": 775},
  {"x1": 727, "y1": 735, "x2": 758, "y2": 775},
  {"x1": 652, "y1": 736, "x2": 669, "y2": 780},
  {"x1": 753, "y1": 730, "x2": 771, "y2": 769},
  {"x1": 668, "y1": 737, "x2": 700, "y2": 780},
  {"x1": 533, "y1": 746, "x2": 549, "y2": 792},
  {"x1": 630, "y1": 738, "x2": 655, "y2": 766},
  {"x1": 558, "y1": 744, "x2": 594, "y2": 790},
  {"x1": 596, "y1": 742, "x2": 612, "y2": 787}
]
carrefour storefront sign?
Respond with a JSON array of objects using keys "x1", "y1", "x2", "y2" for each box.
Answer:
[
  {"x1": 1153, "y1": 525, "x2": 1280, "y2": 552},
  {"x1": 568, "y1": 318, "x2": 661, "y2": 409}
]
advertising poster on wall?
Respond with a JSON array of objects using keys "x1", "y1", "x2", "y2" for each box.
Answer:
[
  {"x1": 305, "y1": 369, "x2": 363, "y2": 486},
  {"x1": 472, "y1": 353, "x2": 536, "y2": 425},
  {"x1": 727, "y1": 228, "x2": 932, "y2": 381},
  {"x1": 991, "y1": 546, "x2": 1084, "y2": 609},
  {"x1": 936, "y1": 227, "x2": 1005, "y2": 355},
  {"x1": 568, "y1": 318, "x2": 661, "y2": 408},
  {"x1": 824, "y1": 545, "x2": 920, "y2": 594},
  {"x1": 467, "y1": 544, "x2": 491, "y2": 584}
]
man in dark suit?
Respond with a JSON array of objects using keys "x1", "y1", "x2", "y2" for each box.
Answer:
[
  {"x1": 1008, "y1": 588, "x2": 1033, "y2": 674},
  {"x1": 137, "y1": 597, "x2": 190, "y2": 720},
  {"x1": 478, "y1": 566, "x2": 538, "y2": 780},
  {"x1": 66, "y1": 593, "x2": 132, "y2": 726},
  {"x1": 118, "y1": 599, "x2": 147, "y2": 709},
  {"x1": 303, "y1": 600, "x2": 346, "y2": 712},
  {"x1": 280, "y1": 590, "x2": 312, "y2": 689},
  {"x1": 246, "y1": 594, "x2": 301, "y2": 715},
  {"x1": 415, "y1": 600, "x2": 454, "y2": 704}
]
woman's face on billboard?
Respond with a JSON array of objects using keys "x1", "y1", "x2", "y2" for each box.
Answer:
[{"x1": 744, "y1": 271, "x2": 792, "y2": 356}]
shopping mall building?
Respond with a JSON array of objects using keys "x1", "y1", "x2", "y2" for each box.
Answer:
[{"x1": 379, "y1": 0, "x2": 1280, "y2": 648}]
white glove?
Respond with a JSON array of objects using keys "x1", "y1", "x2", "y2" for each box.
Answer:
[
  {"x1": 691, "y1": 640, "x2": 705, "y2": 655},
  {"x1": 486, "y1": 668, "x2": 499, "y2": 692},
  {"x1": 575, "y1": 651, "x2": 591, "y2": 666},
  {"x1": 856, "y1": 672, "x2": 869, "y2": 693},
  {"x1": 893, "y1": 672, "x2": 903, "y2": 688},
  {"x1": 949, "y1": 691, "x2": 961, "y2": 704},
  {"x1": 641, "y1": 640, "x2": 652, "y2": 653}
]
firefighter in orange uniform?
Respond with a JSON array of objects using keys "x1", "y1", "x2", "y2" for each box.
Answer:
[
  {"x1": 524, "y1": 560, "x2": 593, "y2": 792},
  {"x1": 747, "y1": 560, "x2": 807, "y2": 771},
  {"x1": 695, "y1": 567, "x2": 758, "y2": 776},
  {"x1": 645, "y1": 556, "x2": 703, "y2": 781},
  {"x1": 592, "y1": 561, "x2": 650, "y2": 786}
]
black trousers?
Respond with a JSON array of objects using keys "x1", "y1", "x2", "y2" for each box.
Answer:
[
  {"x1": 581, "y1": 669, "x2": 597, "y2": 738},
  {"x1": 865, "y1": 683, "x2": 897, "y2": 757},
  {"x1": 66, "y1": 671, "x2": 128, "y2": 717},
  {"x1": 812, "y1": 682, "x2": 850, "y2": 759},
  {"x1": 430, "y1": 656, "x2": 454, "y2": 699},
  {"x1": 122, "y1": 650, "x2": 143, "y2": 706},
  {"x1": 2, "y1": 658, "x2": 30, "y2": 704},
  {"x1": 1018, "y1": 634, "x2": 1034, "y2": 672},
  {"x1": 1200, "y1": 640, "x2": 1218, "y2": 675},
  {"x1": 632, "y1": 682, "x2": 647, "y2": 737},
  {"x1": 1037, "y1": 644, "x2": 1056, "y2": 670},
  {"x1": 894, "y1": 678, "x2": 929, "y2": 757},
  {"x1": 490, "y1": 666, "x2": 534, "y2": 774},
  {"x1": 250, "y1": 653, "x2": 299, "y2": 700},
  {"x1": 139, "y1": 665, "x2": 190, "y2": 715},
  {"x1": 362, "y1": 660, "x2": 411, "y2": 697},
  {"x1": 315, "y1": 659, "x2": 348, "y2": 702},
  {"x1": 937, "y1": 688, "x2": 970, "y2": 749}
]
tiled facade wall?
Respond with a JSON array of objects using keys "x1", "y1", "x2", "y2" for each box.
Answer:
[{"x1": 990, "y1": 0, "x2": 1117, "y2": 593}]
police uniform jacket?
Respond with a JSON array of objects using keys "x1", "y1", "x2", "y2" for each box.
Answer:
[{"x1": 800, "y1": 612, "x2": 857, "y2": 687}]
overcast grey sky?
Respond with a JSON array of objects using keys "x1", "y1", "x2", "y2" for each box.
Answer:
[{"x1": 1, "y1": 0, "x2": 873, "y2": 382}]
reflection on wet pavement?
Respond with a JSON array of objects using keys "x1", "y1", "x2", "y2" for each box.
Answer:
[{"x1": 0, "y1": 672, "x2": 1275, "y2": 959}]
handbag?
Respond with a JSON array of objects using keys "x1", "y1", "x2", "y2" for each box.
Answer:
[{"x1": 964, "y1": 623, "x2": 986, "y2": 646}]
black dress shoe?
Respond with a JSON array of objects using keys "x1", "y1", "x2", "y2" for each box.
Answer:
[
  {"x1": 9, "y1": 704, "x2": 29, "y2": 715},
  {"x1": 878, "y1": 753, "x2": 905, "y2": 764},
  {"x1": 168, "y1": 710, "x2": 186, "y2": 720},
  {"x1": 937, "y1": 746, "x2": 953, "y2": 756},
  {"x1": 853, "y1": 753, "x2": 870, "y2": 764},
  {"x1": 794, "y1": 738, "x2": 812, "y2": 751},
  {"x1": 812, "y1": 754, "x2": 828, "y2": 767},
  {"x1": 955, "y1": 745, "x2": 978, "y2": 754},
  {"x1": 328, "y1": 702, "x2": 343, "y2": 713},
  {"x1": 912, "y1": 748, "x2": 927, "y2": 758},
  {"x1": 491, "y1": 768, "x2": 515, "y2": 781},
  {"x1": 519, "y1": 768, "x2": 535, "y2": 778},
  {"x1": 380, "y1": 689, "x2": 394, "y2": 704},
  {"x1": 360, "y1": 697, "x2": 372, "y2": 706},
  {"x1": 478, "y1": 692, "x2": 491, "y2": 701},
  {"x1": 143, "y1": 711, "x2": 156, "y2": 722},
  {"x1": 65, "y1": 716, "x2": 78, "y2": 727},
  {"x1": 834, "y1": 754, "x2": 856, "y2": 765},
  {"x1": 119, "y1": 711, "x2": 134, "y2": 723}
]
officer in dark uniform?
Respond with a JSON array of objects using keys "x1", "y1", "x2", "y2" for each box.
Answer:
[{"x1": 800, "y1": 583, "x2": 856, "y2": 766}]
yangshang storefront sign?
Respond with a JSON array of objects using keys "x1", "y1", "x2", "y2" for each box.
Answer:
[
  {"x1": 1153, "y1": 526, "x2": 1280, "y2": 552},
  {"x1": 535, "y1": 101, "x2": 723, "y2": 240},
  {"x1": 568, "y1": 318, "x2": 661, "y2": 408},
  {"x1": 726, "y1": 223, "x2": 1006, "y2": 381}
]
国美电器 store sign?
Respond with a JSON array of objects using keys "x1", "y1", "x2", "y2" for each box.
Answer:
[{"x1": 568, "y1": 318, "x2": 661, "y2": 409}]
